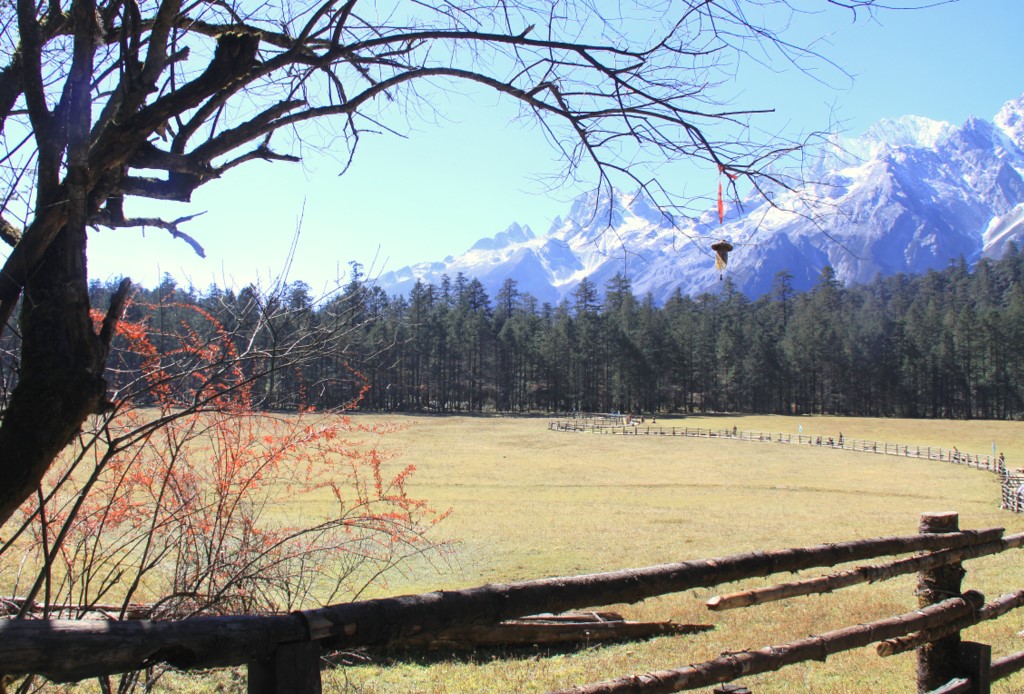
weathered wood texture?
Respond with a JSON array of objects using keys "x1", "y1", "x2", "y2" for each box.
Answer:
[
  {"x1": 957, "y1": 641, "x2": 992, "y2": 694},
  {"x1": 305, "y1": 528, "x2": 998, "y2": 653},
  {"x1": 1002, "y1": 475, "x2": 1024, "y2": 513},
  {"x1": 925, "y1": 678, "x2": 973, "y2": 694},
  {"x1": 387, "y1": 613, "x2": 712, "y2": 650},
  {"x1": 555, "y1": 593, "x2": 985, "y2": 694},
  {"x1": 991, "y1": 648, "x2": 1024, "y2": 681},
  {"x1": 0, "y1": 528, "x2": 995, "y2": 681},
  {"x1": 0, "y1": 614, "x2": 308, "y2": 682},
  {"x1": 248, "y1": 641, "x2": 322, "y2": 694},
  {"x1": 917, "y1": 513, "x2": 966, "y2": 693},
  {"x1": 877, "y1": 589, "x2": 1024, "y2": 657},
  {"x1": 707, "y1": 529, "x2": 1020, "y2": 611}
]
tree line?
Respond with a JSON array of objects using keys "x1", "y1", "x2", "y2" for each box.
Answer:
[{"x1": 82, "y1": 243, "x2": 1024, "y2": 420}]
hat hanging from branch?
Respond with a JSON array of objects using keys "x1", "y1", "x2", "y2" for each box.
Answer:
[
  {"x1": 711, "y1": 240, "x2": 733, "y2": 277},
  {"x1": 712, "y1": 163, "x2": 739, "y2": 279}
]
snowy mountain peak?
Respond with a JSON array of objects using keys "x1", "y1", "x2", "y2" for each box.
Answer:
[
  {"x1": 469, "y1": 222, "x2": 535, "y2": 252},
  {"x1": 553, "y1": 188, "x2": 675, "y2": 244},
  {"x1": 372, "y1": 90, "x2": 1024, "y2": 303},
  {"x1": 995, "y1": 93, "x2": 1024, "y2": 150},
  {"x1": 861, "y1": 114, "x2": 954, "y2": 150},
  {"x1": 807, "y1": 115, "x2": 954, "y2": 177}
]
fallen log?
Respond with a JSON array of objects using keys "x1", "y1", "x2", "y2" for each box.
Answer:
[
  {"x1": 388, "y1": 612, "x2": 713, "y2": 650},
  {"x1": 707, "y1": 529, "x2": 1018, "y2": 611},
  {"x1": 555, "y1": 592, "x2": 985, "y2": 694},
  {"x1": 1, "y1": 597, "x2": 154, "y2": 620}
]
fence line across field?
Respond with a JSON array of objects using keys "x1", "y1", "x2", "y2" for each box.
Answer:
[
  {"x1": 3, "y1": 513, "x2": 1023, "y2": 693},
  {"x1": 548, "y1": 415, "x2": 1024, "y2": 514}
]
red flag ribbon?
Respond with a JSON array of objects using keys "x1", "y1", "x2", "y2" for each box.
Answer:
[{"x1": 717, "y1": 164, "x2": 738, "y2": 225}]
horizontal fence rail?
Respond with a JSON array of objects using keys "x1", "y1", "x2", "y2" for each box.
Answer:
[
  {"x1": 549, "y1": 417, "x2": 1024, "y2": 514},
  {"x1": 2, "y1": 515, "x2": 1024, "y2": 693},
  {"x1": 1, "y1": 528, "x2": 1002, "y2": 682}
]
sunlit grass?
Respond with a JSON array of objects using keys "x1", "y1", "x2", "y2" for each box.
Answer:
[
  {"x1": 328, "y1": 413, "x2": 1024, "y2": 693},
  {"x1": 31, "y1": 412, "x2": 1024, "y2": 692}
]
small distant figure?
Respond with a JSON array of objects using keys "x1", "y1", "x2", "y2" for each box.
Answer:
[
  {"x1": 732, "y1": 426, "x2": 737, "y2": 437},
  {"x1": 837, "y1": 433, "x2": 844, "y2": 447}
]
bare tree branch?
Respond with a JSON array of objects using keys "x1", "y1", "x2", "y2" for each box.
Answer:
[{"x1": 0, "y1": 0, "x2": 953, "y2": 528}]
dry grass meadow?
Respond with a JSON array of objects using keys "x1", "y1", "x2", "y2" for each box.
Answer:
[
  {"x1": 324, "y1": 413, "x2": 1024, "y2": 694},
  {"x1": 31, "y1": 413, "x2": 1024, "y2": 693}
]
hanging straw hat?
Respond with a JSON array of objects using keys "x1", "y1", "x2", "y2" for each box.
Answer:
[{"x1": 711, "y1": 240, "x2": 733, "y2": 271}]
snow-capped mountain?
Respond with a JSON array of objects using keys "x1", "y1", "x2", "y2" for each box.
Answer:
[{"x1": 374, "y1": 93, "x2": 1024, "y2": 303}]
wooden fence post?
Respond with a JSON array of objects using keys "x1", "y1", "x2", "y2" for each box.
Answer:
[
  {"x1": 958, "y1": 641, "x2": 991, "y2": 694},
  {"x1": 248, "y1": 641, "x2": 322, "y2": 694},
  {"x1": 917, "y1": 512, "x2": 966, "y2": 693}
]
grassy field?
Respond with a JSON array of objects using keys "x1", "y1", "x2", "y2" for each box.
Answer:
[{"x1": 323, "y1": 413, "x2": 1024, "y2": 694}]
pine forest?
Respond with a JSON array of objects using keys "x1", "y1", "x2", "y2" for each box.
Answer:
[{"x1": 79, "y1": 245, "x2": 1024, "y2": 421}]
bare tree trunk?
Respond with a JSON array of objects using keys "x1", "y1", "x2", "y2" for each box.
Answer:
[{"x1": 0, "y1": 222, "x2": 109, "y2": 525}]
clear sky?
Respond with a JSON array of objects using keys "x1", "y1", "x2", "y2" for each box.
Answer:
[{"x1": 85, "y1": 0, "x2": 1024, "y2": 295}]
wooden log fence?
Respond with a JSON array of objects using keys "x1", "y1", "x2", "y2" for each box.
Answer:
[
  {"x1": 2, "y1": 514, "x2": 1023, "y2": 693},
  {"x1": 558, "y1": 592, "x2": 988, "y2": 694},
  {"x1": 549, "y1": 418, "x2": 1024, "y2": 514},
  {"x1": 706, "y1": 528, "x2": 1022, "y2": 612},
  {"x1": 1004, "y1": 475, "x2": 1024, "y2": 513}
]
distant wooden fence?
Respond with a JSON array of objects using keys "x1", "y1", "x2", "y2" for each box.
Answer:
[
  {"x1": 549, "y1": 417, "x2": 1024, "y2": 514},
  {"x1": 2, "y1": 513, "x2": 1023, "y2": 693}
]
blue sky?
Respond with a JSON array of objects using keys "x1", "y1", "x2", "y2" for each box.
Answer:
[{"x1": 86, "y1": 0, "x2": 1024, "y2": 294}]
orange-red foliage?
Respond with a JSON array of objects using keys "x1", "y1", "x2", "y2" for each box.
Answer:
[{"x1": 3, "y1": 297, "x2": 448, "y2": 621}]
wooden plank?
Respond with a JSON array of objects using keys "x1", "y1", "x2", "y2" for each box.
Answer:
[
  {"x1": 958, "y1": 642, "x2": 991, "y2": 694},
  {"x1": 924, "y1": 678, "x2": 972, "y2": 694},
  {"x1": 248, "y1": 641, "x2": 321, "y2": 694}
]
